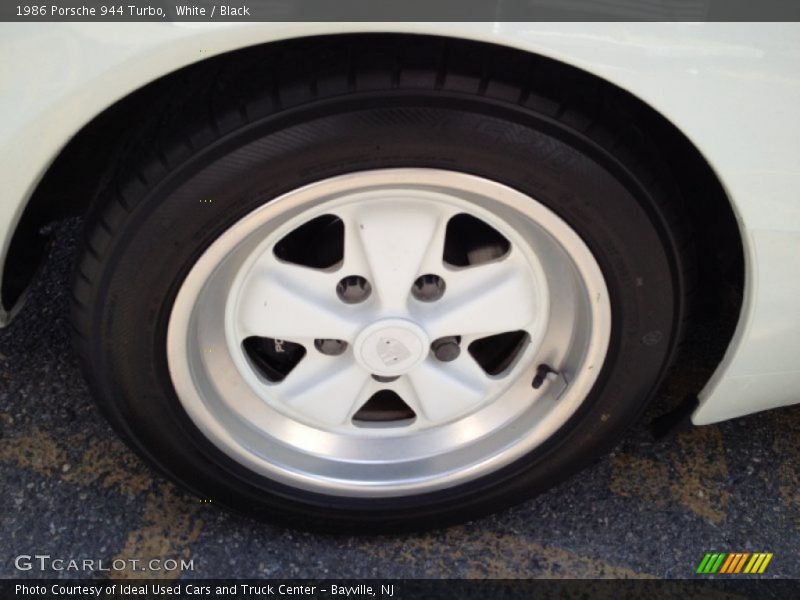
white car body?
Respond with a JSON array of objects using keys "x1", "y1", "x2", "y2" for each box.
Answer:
[{"x1": 1, "y1": 22, "x2": 799, "y2": 425}]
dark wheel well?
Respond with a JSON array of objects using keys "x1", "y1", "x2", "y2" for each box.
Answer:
[{"x1": 4, "y1": 33, "x2": 742, "y2": 404}]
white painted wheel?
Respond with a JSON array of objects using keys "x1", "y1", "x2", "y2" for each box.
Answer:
[{"x1": 167, "y1": 169, "x2": 611, "y2": 497}]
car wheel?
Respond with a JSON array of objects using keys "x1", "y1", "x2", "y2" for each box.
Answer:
[{"x1": 71, "y1": 37, "x2": 691, "y2": 531}]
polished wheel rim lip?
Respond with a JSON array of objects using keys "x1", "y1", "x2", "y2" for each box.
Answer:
[{"x1": 167, "y1": 169, "x2": 611, "y2": 497}]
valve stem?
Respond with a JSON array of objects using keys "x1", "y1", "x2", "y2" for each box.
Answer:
[{"x1": 532, "y1": 363, "x2": 558, "y2": 389}]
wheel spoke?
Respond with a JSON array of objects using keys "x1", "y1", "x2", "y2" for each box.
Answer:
[
  {"x1": 406, "y1": 357, "x2": 490, "y2": 422},
  {"x1": 337, "y1": 202, "x2": 451, "y2": 311},
  {"x1": 237, "y1": 258, "x2": 360, "y2": 342},
  {"x1": 423, "y1": 255, "x2": 541, "y2": 339},
  {"x1": 279, "y1": 355, "x2": 372, "y2": 426},
  {"x1": 415, "y1": 210, "x2": 451, "y2": 276},
  {"x1": 382, "y1": 376, "x2": 430, "y2": 427}
]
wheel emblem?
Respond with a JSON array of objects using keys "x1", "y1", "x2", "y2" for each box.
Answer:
[
  {"x1": 377, "y1": 337, "x2": 412, "y2": 366},
  {"x1": 354, "y1": 319, "x2": 429, "y2": 377}
]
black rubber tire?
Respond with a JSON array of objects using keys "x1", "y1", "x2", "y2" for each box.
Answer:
[{"x1": 71, "y1": 35, "x2": 693, "y2": 532}]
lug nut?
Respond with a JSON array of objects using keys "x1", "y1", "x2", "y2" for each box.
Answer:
[
  {"x1": 315, "y1": 339, "x2": 348, "y2": 356},
  {"x1": 431, "y1": 336, "x2": 460, "y2": 362},
  {"x1": 336, "y1": 275, "x2": 371, "y2": 304},
  {"x1": 412, "y1": 274, "x2": 446, "y2": 302},
  {"x1": 372, "y1": 374, "x2": 400, "y2": 383}
]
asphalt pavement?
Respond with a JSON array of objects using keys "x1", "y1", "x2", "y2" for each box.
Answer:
[{"x1": 1, "y1": 220, "x2": 798, "y2": 580}]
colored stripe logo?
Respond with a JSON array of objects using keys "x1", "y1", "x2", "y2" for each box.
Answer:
[{"x1": 696, "y1": 553, "x2": 773, "y2": 574}]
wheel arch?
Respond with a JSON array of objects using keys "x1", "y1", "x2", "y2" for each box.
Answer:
[{"x1": 1, "y1": 31, "x2": 743, "y2": 408}]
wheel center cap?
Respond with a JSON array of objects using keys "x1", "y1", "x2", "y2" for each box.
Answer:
[{"x1": 354, "y1": 318, "x2": 429, "y2": 376}]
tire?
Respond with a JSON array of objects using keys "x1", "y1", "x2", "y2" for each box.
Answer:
[{"x1": 71, "y1": 35, "x2": 692, "y2": 532}]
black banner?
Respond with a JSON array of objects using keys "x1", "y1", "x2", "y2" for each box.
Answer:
[
  {"x1": 3, "y1": 579, "x2": 800, "y2": 600},
  {"x1": 3, "y1": 0, "x2": 800, "y2": 22}
]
